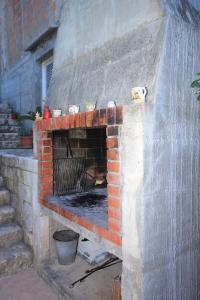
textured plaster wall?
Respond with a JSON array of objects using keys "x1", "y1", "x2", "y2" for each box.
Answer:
[
  {"x1": 120, "y1": 1, "x2": 200, "y2": 299},
  {"x1": 121, "y1": 11, "x2": 200, "y2": 298},
  {"x1": 47, "y1": 0, "x2": 163, "y2": 110},
  {"x1": 142, "y1": 14, "x2": 200, "y2": 299}
]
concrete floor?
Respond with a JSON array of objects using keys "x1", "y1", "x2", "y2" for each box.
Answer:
[
  {"x1": 39, "y1": 256, "x2": 122, "y2": 300},
  {"x1": 0, "y1": 268, "x2": 59, "y2": 300}
]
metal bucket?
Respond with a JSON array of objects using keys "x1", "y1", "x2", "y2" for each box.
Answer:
[{"x1": 53, "y1": 230, "x2": 79, "y2": 265}]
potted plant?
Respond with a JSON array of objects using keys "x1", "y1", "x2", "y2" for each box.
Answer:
[
  {"x1": 17, "y1": 107, "x2": 41, "y2": 149},
  {"x1": 20, "y1": 127, "x2": 33, "y2": 149},
  {"x1": 10, "y1": 111, "x2": 18, "y2": 120}
]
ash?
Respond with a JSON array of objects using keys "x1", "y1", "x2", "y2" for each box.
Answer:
[{"x1": 46, "y1": 188, "x2": 108, "y2": 228}]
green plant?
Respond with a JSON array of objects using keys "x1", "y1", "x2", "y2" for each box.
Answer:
[
  {"x1": 191, "y1": 73, "x2": 200, "y2": 101},
  {"x1": 17, "y1": 106, "x2": 42, "y2": 122},
  {"x1": 17, "y1": 106, "x2": 41, "y2": 136}
]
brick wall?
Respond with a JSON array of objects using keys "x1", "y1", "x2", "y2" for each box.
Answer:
[{"x1": 36, "y1": 106, "x2": 123, "y2": 246}]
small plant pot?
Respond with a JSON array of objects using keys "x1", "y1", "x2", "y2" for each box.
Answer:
[
  {"x1": 21, "y1": 136, "x2": 33, "y2": 149},
  {"x1": 53, "y1": 230, "x2": 79, "y2": 265}
]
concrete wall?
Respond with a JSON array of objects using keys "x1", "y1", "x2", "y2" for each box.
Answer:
[
  {"x1": 0, "y1": 151, "x2": 51, "y2": 266},
  {"x1": 120, "y1": 1, "x2": 200, "y2": 299},
  {"x1": 0, "y1": 152, "x2": 38, "y2": 247},
  {"x1": 121, "y1": 104, "x2": 145, "y2": 299},
  {"x1": 47, "y1": 0, "x2": 163, "y2": 110},
  {"x1": 119, "y1": 1, "x2": 200, "y2": 299},
  {"x1": 142, "y1": 14, "x2": 200, "y2": 299}
]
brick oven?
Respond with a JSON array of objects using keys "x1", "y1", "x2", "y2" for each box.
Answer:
[{"x1": 36, "y1": 106, "x2": 123, "y2": 251}]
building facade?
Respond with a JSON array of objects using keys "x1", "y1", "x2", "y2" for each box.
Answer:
[{"x1": 0, "y1": 0, "x2": 61, "y2": 114}]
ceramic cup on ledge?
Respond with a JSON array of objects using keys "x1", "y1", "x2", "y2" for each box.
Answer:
[
  {"x1": 68, "y1": 105, "x2": 79, "y2": 114},
  {"x1": 107, "y1": 101, "x2": 116, "y2": 108},
  {"x1": 85, "y1": 101, "x2": 96, "y2": 112},
  {"x1": 52, "y1": 109, "x2": 62, "y2": 117}
]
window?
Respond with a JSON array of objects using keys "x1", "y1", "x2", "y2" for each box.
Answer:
[{"x1": 41, "y1": 57, "x2": 53, "y2": 110}]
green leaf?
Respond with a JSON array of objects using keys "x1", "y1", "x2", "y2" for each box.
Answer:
[
  {"x1": 191, "y1": 80, "x2": 200, "y2": 88},
  {"x1": 197, "y1": 94, "x2": 200, "y2": 101},
  {"x1": 196, "y1": 73, "x2": 200, "y2": 76}
]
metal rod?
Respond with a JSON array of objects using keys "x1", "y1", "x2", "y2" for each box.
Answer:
[
  {"x1": 85, "y1": 257, "x2": 118, "y2": 273},
  {"x1": 70, "y1": 258, "x2": 121, "y2": 288}
]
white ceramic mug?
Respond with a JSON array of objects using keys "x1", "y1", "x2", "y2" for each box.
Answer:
[
  {"x1": 68, "y1": 105, "x2": 79, "y2": 114},
  {"x1": 52, "y1": 109, "x2": 62, "y2": 117},
  {"x1": 107, "y1": 101, "x2": 116, "y2": 108}
]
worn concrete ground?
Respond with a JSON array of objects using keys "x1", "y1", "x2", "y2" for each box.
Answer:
[
  {"x1": 39, "y1": 256, "x2": 122, "y2": 300},
  {"x1": 0, "y1": 268, "x2": 59, "y2": 300}
]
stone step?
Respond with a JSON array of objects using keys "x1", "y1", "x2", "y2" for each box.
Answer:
[
  {"x1": 7, "y1": 119, "x2": 18, "y2": 126},
  {"x1": 0, "y1": 119, "x2": 18, "y2": 126},
  {"x1": 0, "y1": 125, "x2": 21, "y2": 133},
  {"x1": 0, "y1": 177, "x2": 3, "y2": 188},
  {"x1": 0, "y1": 140, "x2": 21, "y2": 149},
  {"x1": 0, "y1": 103, "x2": 12, "y2": 113},
  {"x1": 0, "y1": 205, "x2": 15, "y2": 224},
  {"x1": 0, "y1": 119, "x2": 19, "y2": 126},
  {"x1": 0, "y1": 242, "x2": 32, "y2": 276},
  {"x1": 0, "y1": 223, "x2": 23, "y2": 247},
  {"x1": 0, "y1": 119, "x2": 7, "y2": 126},
  {"x1": 0, "y1": 113, "x2": 11, "y2": 119},
  {"x1": 0, "y1": 132, "x2": 19, "y2": 141},
  {"x1": 0, "y1": 188, "x2": 10, "y2": 205}
]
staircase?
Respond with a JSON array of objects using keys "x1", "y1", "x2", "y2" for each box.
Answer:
[
  {"x1": 0, "y1": 175, "x2": 32, "y2": 276},
  {"x1": 0, "y1": 103, "x2": 21, "y2": 149}
]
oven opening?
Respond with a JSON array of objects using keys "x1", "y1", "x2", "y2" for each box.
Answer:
[{"x1": 51, "y1": 128, "x2": 108, "y2": 228}]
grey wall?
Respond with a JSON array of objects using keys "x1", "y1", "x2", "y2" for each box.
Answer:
[
  {"x1": 0, "y1": 36, "x2": 57, "y2": 114},
  {"x1": 0, "y1": 0, "x2": 62, "y2": 114},
  {"x1": 121, "y1": 9, "x2": 200, "y2": 298},
  {"x1": 47, "y1": 0, "x2": 163, "y2": 111},
  {"x1": 0, "y1": 55, "x2": 38, "y2": 113}
]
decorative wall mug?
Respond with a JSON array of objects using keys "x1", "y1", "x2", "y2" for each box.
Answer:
[{"x1": 131, "y1": 87, "x2": 147, "y2": 102}]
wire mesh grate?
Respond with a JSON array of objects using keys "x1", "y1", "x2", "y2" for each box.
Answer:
[{"x1": 53, "y1": 157, "x2": 96, "y2": 196}]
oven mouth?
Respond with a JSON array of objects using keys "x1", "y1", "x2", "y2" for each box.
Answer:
[{"x1": 45, "y1": 187, "x2": 108, "y2": 228}]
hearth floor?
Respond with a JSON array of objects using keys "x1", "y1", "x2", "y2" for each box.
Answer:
[
  {"x1": 46, "y1": 188, "x2": 108, "y2": 228},
  {"x1": 39, "y1": 255, "x2": 122, "y2": 300}
]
